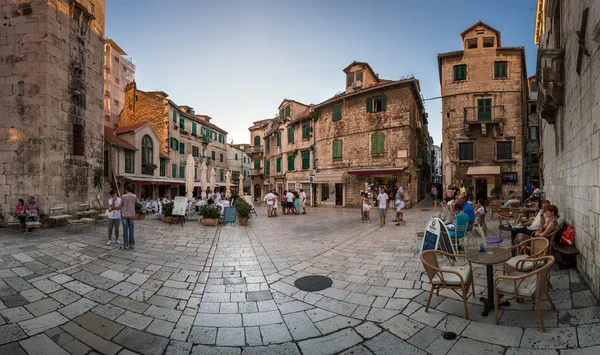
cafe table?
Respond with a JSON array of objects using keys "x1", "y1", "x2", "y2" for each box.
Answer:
[{"x1": 465, "y1": 248, "x2": 513, "y2": 316}]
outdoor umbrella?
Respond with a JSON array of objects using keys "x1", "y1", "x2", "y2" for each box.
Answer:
[
  {"x1": 200, "y1": 161, "x2": 208, "y2": 200},
  {"x1": 225, "y1": 171, "x2": 231, "y2": 199},
  {"x1": 185, "y1": 154, "x2": 195, "y2": 201},
  {"x1": 210, "y1": 166, "x2": 217, "y2": 200},
  {"x1": 444, "y1": 156, "x2": 452, "y2": 188}
]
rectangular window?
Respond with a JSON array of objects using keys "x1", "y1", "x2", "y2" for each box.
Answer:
[
  {"x1": 332, "y1": 106, "x2": 342, "y2": 122},
  {"x1": 287, "y1": 155, "x2": 295, "y2": 171},
  {"x1": 301, "y1": 151, "x2": 310, "y2": 169},
  {"x1": 125, "y1": 151, "x2": 134, "y2": 173},
  {"x1": 453, "y1": 64, "x2": 467, "y2": 81},
  {"x1": 284, "y1": 105, "x2": 290, "y2": 118},
  {"x1": 276, "y1": 131, "x2": 281, "y2": 146},
  {"x1": 265, "y1": 161, "x2": 270, "y2": 174},
  {"x1": 302, "y1": 121, "x2": 310, "y2": 139},
  {"x1": 265, "y1": 138, "x2": 270, "y2": 152},
  {"x1": 371, "y1": 132, "x2": 385, "y2": 154},
  {"x1": 321, "y1": 184, "x2": 329, "y2": 201},
  {"x1": 530, "y1": 126, "x2": 538, "y2": 140},
  {"x1": 477, "y1": 98, "x2": 492, "y2": 121},
  {"x1": 114, "y1": 56, "x2": 120, "y2": 63},
  {"x1": 192, "y1": 122, "x2": 197, "y2": 135},
  {"x1": 366, "y1": 96, "x2": 386, "y2": 113},
  {"x1": 220, "y1": 170, "x2": 224, "y2": 181},
  {"x1": 179, "y1": 166, "x2": 185, "y2": 178},
  {"x1": 467, "y1": 38, "x2": 478, "y2": 48},
  {"x1": 104, "y1": 90, "x2": 110, "y2": 97},
  {"x1": 235, "y1": 154, "x2": 238, "y2": 160},
  {"x1": 73, "y1": 124, "x2": 84, "y2": 156},
  {"x1": 494, "y1": 61, "x2": 508, "y2": 78},
  {"x1": 276, "y1": 157, "x2": 281, "y2": 172},
  {"x1": 332, "y1": 139, "x2": 342, "y2": 159},
  {"x1": 483, "y1": 37, "x2": 494, "y2": 47},
  {"x1": 172, "y1": 164, "x2": 177, "y2": 178},
  {"x1": 220, "y1": 153, "x2": 223, "y2": 162},
  {"x1": 287, "y1": 127, "x2": 294, "y2": 143},
  {"x1": 180, "y1": 115, "x2": 185, "y2": 130},
  {"x1": 496, "y1": 141, "x2": 512, "y2": 160},
  {"x1": 458, "y1": 142, "x2": 473, "y2": 161},
  {"x1": 160, "y1": 160, "x2": 166, "y2": 176},
  {"x1": 173, "y1": 109, "x2": 177, "y2": 123},
  {"x1": 179, "y1": 142, "x2": 185, "y2": 155},
  {"x1": 211, "y1": 151, "x2": 216, "y2": 160},
  {"x1": 195, "y1": 167, "x2": 197, "y2": 180},
  {"x1": 192, "y1": 146, "x2": 199, "y2": 157},
  {"x1": 254, "y1": 159, "x2": 260, "y2": 169},
  {"x1": 346, "y1": 70, "x2": 363, "y2": 87}
]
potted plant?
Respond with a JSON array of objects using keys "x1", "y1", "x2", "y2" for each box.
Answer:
[
  {"x1": 235, "y1": 198, "x2": 252, "y2": 226},
  {"x1": 200, "y1": 204, "x2": 221, "y2": 226},
  {"x1": 162, "y1": 202, "x2": 174, "y2": 223},
  {"x1": 135, "y1": 202, "x2": 145, "y2": 220},
  {"x1": 490, "y1": 185, "x2": 502, "y2": 201}
]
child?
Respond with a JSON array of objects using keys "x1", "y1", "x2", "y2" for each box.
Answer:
[
  {"x1": 394, "y1": 194, "x2": 405, "y2": 226},
  {"x1": 361, "y1": 193, "x2": 371, "y2": 223}
]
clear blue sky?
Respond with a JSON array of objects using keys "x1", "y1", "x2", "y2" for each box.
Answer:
[{"x1": 106, "y1": 0, "x2": 539, "y2": 146}]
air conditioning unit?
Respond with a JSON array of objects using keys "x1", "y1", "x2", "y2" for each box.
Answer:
[
  {"x1": 352, "y1": 81, "x2": 362, "y2": 89},
  {"x1": 309, "y1": 176, "x2": 314, "y2": 182}
]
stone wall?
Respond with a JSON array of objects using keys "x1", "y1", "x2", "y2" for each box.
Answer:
[
  {"x1": 0, "y1": 0, "x2": 105, "y2": 213},
  {"x1": 536, "y1": 0, "x2": 600, "y2": 297}
]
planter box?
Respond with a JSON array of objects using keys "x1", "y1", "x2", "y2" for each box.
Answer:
[
  {"x1": 239, "y1": 217, "x2": 249, "y2": 226},
  {"x1": 162, "y1": 216, "x2": 174, "y2": 223},
  {"x1": 202, "y1": 218, "x2": 218, "y2": 226}
]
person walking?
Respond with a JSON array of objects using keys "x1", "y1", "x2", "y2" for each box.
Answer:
[
  {"x1": 300, "y1": 189, "x2": 307, "y2": 214},
  {"x1": 431, "y1": 183, "x2": 438, "y2": 208},
  {"x1": 107, "y1": 190, "x2": 122, "y2": 246},
  {"x1": 376, "y1": 186, "x2": 389, "y2": 228},
  {"x1": 361, "y1": 193, "x2": 371, "y2": 223},
  {"x1": 120, "y1": 183, "x2": 137, "y2": 250}
]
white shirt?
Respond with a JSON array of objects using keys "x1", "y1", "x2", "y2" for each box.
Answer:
[
  {"x1": 264, "y1": 193, "x2": 275, "y2": 205},
  {"x1": 529, "y1": 211, "x2": 543, "y2": 230},
  {"x1": 300, "y1": 192, "x2": 306, "y2": 202},
  {"x1": 396, "y1": 200, "x2": 404, "y2": 212},
  {"x1": 215, "y1": 192, "x2": 222, "y2": 203},
  {"x1": 286, "y1": 192, "x2": 294, "y2": 202},
  {"x1": 108, "y1": 197, "x2": 122, "y2": 219},
  {"x1": 377, "y1": 193, "x2": 389, "y2": 209},
  {"x1": 395, "y1": 187, "x2": 403, "y2": 199}
]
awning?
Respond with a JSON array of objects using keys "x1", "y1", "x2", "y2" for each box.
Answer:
[
  {"x1": 194, "y1": 182, "x2": 237, "y2": 188},
  {"x1": 119, "y1": 174, "x2": 184, "y2": 185},
  {"x1": 466, "y1": 166, "x2": 500, "y2": 178},
  {"x1": 347, "y1": 167, "x2": 406, "y2": 175},
  {"x1": 312, "y1": 172, "x2": 344, "y2": 183}
]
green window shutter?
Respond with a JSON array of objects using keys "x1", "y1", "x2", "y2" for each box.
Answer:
[
  {"x1": 254, "y1": 159, "x2": 260, "y2": 169},
  {"x1": 276, "y1": 158, "x2": 281, "y2": 172},
  {"x1": 366, "y1": 97, "x2": 372, "y2": 113},
  {"x1": 332, "y1": 106, "x2": 342, "y2": 121},
  {"x1": 173, "y1": 110, "x2": 177, "y2": 122},
  {"x1": 302, "y1": 151, "x2": 310, "y2": 169},
  {"x1": 371, "y1": 133, "x2": 384, "y2": 154},
  {"x1": 287, "y1": 155, "x2": 294, "y2": 171},
  {"x1": 220, "y1": 153, "x2": 223, "y2": 162},
  {"x1": 180, "y1": 166, "x2": 185, "y2": 178},
  {"x1": 172, "y1": 164, "x2": 177, "y2": 178},
  {"x1": 179, "y1": 142, "x2": 185, "y2": 155},
  {"x1": 194, "y1": 167, "x2": 197, "y2": 179},
  {"x1": 288, "y1": 127, "x2": 294, "y2": 143},
  {"x1": 279, "y1": 108, "x2": 284, "y2": 118},
  {"x1": 454, "y1": 65, "x2": 466, "y2": 80},
  {"x1": 332, "y1": 140, "x2": 342, "y2": 158},
  {"x1": 220, "y1": 170, "x2": 224, "y2": 181},
  {"x1": 192, "y1": 122, "x2": 197, "y2": 135},
  {"x1": 265, "y1": 161, "x2": 270, "y2": 174},
  {"x1": 380, "y1": 95, "x2": 386, "y2": 111},
  {"x1": 284, "y1": 105, "x2": 290, "y2": 118},
  {"x1": 276, "y1": 131, "x2": 281, "y2": 146},
  {"x1": 266, "y1": 138, "x2": 270, "y2": 152},
  {"x1": 211, "y1": 151, "x2": 215, "y2": 160},
  {"x1": 253, "y1": 136, "x2": 260, "y2": 146},
  {"x1": 302, "y1": 122, "x2": 310, "y2": 139},
  {"x1": 477, "y1": 98, "x2": 492, "y2": 120},
  {"x1": 180, "y1": 116, "x2": 185, "y2": 129}
]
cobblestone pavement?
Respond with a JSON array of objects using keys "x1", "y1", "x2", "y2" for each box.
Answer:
[{"x1": 0, "y1": 198, "x2": 598, "y2": 355}]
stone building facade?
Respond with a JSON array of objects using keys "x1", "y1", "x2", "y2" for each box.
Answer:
[
  {"x1": 248, "y1": 100, "x2": 314, "y2": 203},
  {"x1": 116, "y1": 83, "x2": 228, "y2": 198},
  {"x1": 227, "y1": 144, "x2": 251, "y2": 195},
  {"x1": 433, "y1": 145, "x2": 442, "y2": 184},
  {"x1": 524, "y1": 75, "x2": 541, "y2": 185},
  {"x1": 0, "y1": 0, "x2": 105, "y2": 214},
  {"x1": 439, "y1": 22, "x2": 527, "y2": 201},
  {"x1": 313, "y1": 62, "x2": 430, "y2": 208},
  {"x1": 534, "y1": 0, "x2": 600, "y2": 297},
  {"x1": 103, "y1": 39, "x2": 135, "y2": 129}
]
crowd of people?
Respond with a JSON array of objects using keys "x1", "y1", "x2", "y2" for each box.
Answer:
[{"x1": 263, "y1": 189, "x2": 307, "y2": 217}]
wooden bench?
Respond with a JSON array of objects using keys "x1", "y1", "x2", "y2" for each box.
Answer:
[
  {"x1": 48, "y1": 206, "x2": 72, "y2": 227},
  {"x1": 551, "y1": 223, "x2": 580, "y2": 269},
  {"x1": 3, "y1": 212, "x2": 22, "y2": 232}
]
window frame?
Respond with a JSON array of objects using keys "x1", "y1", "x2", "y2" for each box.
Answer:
[
  {"x1": 366, "y1": 96, "x2": 386, "y2": 113},
  {"x1": 496, "y1": 141, "x2": 513, "y2": 160},
  {"x1": 466, "y1": 38, "x2": 478, "y2": 49},
  {"x1": 332, "y1": 106, "x2": 342, "y2": 122},
  {"x1": 301, "y1": 151, "x2": 310, "y2": 170},
  {"x1": 179, "y1": 166, "x2": 185, "y2": 178},
  {"x1": 453, "y1": 64, "x2": 467, "y2": 81},
  {"x1": 494, "y1": 61, "x2": 508, "y2": 78},
  {"x1": 172, "y1": 163, "x2": 177, "y2": 178},
  {"x1": 141, "y1": 135, "x2": 153, "y2": 175},
  {"x1": 276, "y1": 131, "x2": 281, "y2": 146},
  {"x1": 287, "y1": 155, "x2": 295, "y2": 171},
  {"x1": 287, "y1": 127, "x2": 295, "y2": 143},
  {"x1": 332, "y1": 139, "x2": 342, "y2": 159},
  {"x1": 179, "y1": 142, "x2": 185, "y2": 155},
  {"x1": 276, "y1": 157, "x2": 282, "y2": 172},
  {"x1": 371, "y1": 132, "x2": 385, "y2": 154},
  {"x1": 125, "y1": 150, "x2": 134, "y2": 174},
  {"x1": 302, "y1": 121, "x2": 311, "y2": 139},
  {"x1": 160, "y1": 159, "x2": 166, "y2": 177},
  {"x1": 458, "y1": 142, "x2": 474, "y2": 161},
  {"x1": 477, "y1": 98, "x2": 492, "y2": 121}
]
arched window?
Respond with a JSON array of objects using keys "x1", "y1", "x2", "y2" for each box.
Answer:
[
  {"x1": 253, "y1": 136, "x2": 260, "y2": 146},
  {"x1": 141, "y1": 135, "x2": 153, "y2": 174}
]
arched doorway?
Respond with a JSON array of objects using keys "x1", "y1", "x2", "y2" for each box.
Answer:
[{"x1": 253, "y1": 184, "x2": 261, "y2": 201}]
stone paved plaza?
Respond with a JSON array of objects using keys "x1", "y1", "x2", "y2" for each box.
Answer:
[{"x1": 0, "y1": 198, "x2": 599, "y2": 355}]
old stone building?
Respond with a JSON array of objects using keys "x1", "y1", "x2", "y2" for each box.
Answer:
[
  {"x1": 103, "y1": 38, "x2": 135, "y2": 129},
  {"x1": 0, "y1": 0, "x2": 105, "y2": 214},
  {"x1": 439, "y1": 21, "x2": 527, "y2": 201},
  {"x1": 116, "y1": 83, "x2": 228, "y2": 198},
  {"x1": 314, "y1": 62, "x2": 431, "y2": 208},
  {"x1": 524, "y1": 75, "x2": 541, "y2": 185},
  {"x1": 534, "y1": 0, "x2": 600, "y2": 297},
  {"x1": 227, "y1": 143, "x2": 251, "y2": 195},
  {"x1": 248, "y1": 100, "x2": 314, "y2": 203}
]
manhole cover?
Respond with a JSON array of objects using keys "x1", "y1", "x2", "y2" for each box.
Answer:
[
  {"x1": 421, "y1": 209, "x2": 431, "y2": 211},
  {"x1": 294, "y1": 275, "x2": 333, "y2": 292}
]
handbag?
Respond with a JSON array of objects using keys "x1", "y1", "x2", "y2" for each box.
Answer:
[
  {"x1": 105, "y1": 209, "x2": 115, "y2": 218},
  {"x1": 560, "y1": 224, "x2": 575, "y2": 245}
]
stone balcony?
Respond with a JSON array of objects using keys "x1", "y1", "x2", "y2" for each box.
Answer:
[
  {"x1": 246, "y1": 145, "x2": 264, "y2": 156},
  {"x1": 463, "y1": 105, "x2": 506, "y2": 136},
  {"x1": 249, "y1": 168, "x2": 263, "y2": 176}
]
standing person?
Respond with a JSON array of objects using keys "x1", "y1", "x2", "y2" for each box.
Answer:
[
  {"x1": 376, "y1": 186, "x2": 389, "y2": 228},
  {"x1": 452, "y1": 184, "x2": 460, "y2": 197},
  {"x1": 300, "y1": 189, "x2": 307, "y2": 214},
  {"x1": 459, "y1": 183, "x2": 466, "y2": 196},
  {"x1": 524, "y1": 181, "x2": 534, "y2": 200},
  {"x1": 107, "y1": 190, "x2": 122, "y2": 246},
  {"x1": 286, "y1": 190, "x2": 295, "y2": 215},
  {"x1": 293, "y1": 191, "x2": 301, "y2": 215},
  {"x1": 431, "y1": 184, "x2": 438, "y2": 208},
  {"x1": 282, "y1": 190, "x2": 288, "y2": 214},
  {"x1": 393, "y1": 181, "x2": 403, "y2": 222},
  {"x1": 273, "y1": 192, "x2": 279, "y2": 216},
  {"x1": 120, "y1": 183, "x2": 137, "y2": 250},
  {"x1": 394, "y1": 194, "x2": 405, "y2": 226},
  {"x1": 264, "y1": 189, "x2": 275, "y2": 217},
  {"x1": 361, "y1": 193, "x2": 371, "y2": 223},
  {"x1": 445, "y1": 185, "x2": 454, "y2": 203}
]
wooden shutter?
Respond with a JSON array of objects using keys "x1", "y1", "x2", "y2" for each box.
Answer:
[
  {"x1": 172, "y1": 164, "x2": 177, "y2": 178},
  {"x1": 254, "y1": 159, "x2": 260, "y2": 169},
  {"x1": 276, "y1": 158, "x2": 281, "y2": 172},
  {"x1": 477, "y1": 99, "x2": 492, "y2": 121},
  {"x1": 302, "y1": 151, "x2": 310, "y2": 169},
  {"x1": 265, "y1": 161, "x2": 270, "y2": 174},
  {"x1": 192, "y1": 122, "x2": 197, "y2": 134},
  {"x1": 371, "y1": 133, "x2": 384, "y2": 154},
  {"x1": 366, "y1": 97, "x2": 372, "y2": 113},
  {"x1": 288, "y1": 127, "x2": 294, "y2": 143},
  {"x1": 332, "y1": 106, "x2": 341, "y2": 121},
  {"x1": 380, "y1": 95, "x2": 386, "y2": 111},
  {"x1": 179, "y1": 142, "x2": 184, "y2": 155}
]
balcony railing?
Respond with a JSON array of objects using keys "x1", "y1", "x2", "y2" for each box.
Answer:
[
  {"x1": 201, "y1": 135, "x2": 210, "y2": 144},
  {"x1": 464, "y1": 105, "x2": 506, "y2": 123},
  {"x1": 246, "y1": 145, "x2": 264, "y2": 154},
  {"x1": 249, "y1": 168, "x2": 263, "y2": 176}
]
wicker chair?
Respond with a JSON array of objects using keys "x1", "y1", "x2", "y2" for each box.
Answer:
[
  {"x1": 504, "y1": 237, "x2": 549, "y2": 274},
  {"x1": 420, "y1": 250, "x2": 476, "y2": 320},
  {"x1": 493, "y1": 256, "x2": 556, "y2": 332}
]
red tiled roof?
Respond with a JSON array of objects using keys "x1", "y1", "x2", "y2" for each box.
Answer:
[
  {"x1": 115, "y1": 121, "x2": 148, "y2": 134},
  {"x1": 289, "y1": 105, "x2": 314, "y2": 124},
  {"x1": 437, "y1": 50, "x2": 464, "y2": 58},
  {"x1": 104, "y1": 126, "x2": 137, "y2": 151}
]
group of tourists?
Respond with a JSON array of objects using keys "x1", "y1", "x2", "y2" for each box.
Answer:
[
  {"x1": 263, "y1": 189, "x2": 307, "y2": 217},
  {"x1": 361, "y1": 182, "x2": 405, "y2": 227},
  {"x1": 106, "y1": 183, "x2": 137, "y2": 250}
]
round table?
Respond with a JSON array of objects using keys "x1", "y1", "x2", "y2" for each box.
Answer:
[{"x1": 466, "y1": 248, "x2": 513, "y2": 316}]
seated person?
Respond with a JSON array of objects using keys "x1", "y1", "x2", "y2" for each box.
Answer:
[
  {"x1": 503, "y1": 194, "x2": 520, "y2": 207},
  {"x1": 513, "y1": 205, "x2": 559, "y2": 254},
  {"x1": 458, "y1": 195, "x2": 474, "y2": 224},
  {"x1": 448, "y1": 203, "x2": 470, "y2": 240},
  {"x1": 511, "y1": 200, "x2": 550, "y2": 243},
  {"x1": 15, "y1": 199, "x2": 26, "y2": 231}
]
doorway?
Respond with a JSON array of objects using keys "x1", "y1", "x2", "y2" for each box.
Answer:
[
  {"x1": 335, "y1": 183, "x2": 343, "y2": 206},
  {"x1": 476, "y1": 179, "x2": 487, "y2": 201},
  {"x1": 254, "y1": 184, "x2": 261, "y2": 201}
]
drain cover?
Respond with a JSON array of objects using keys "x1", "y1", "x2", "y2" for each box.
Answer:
[
  {"x1": 443, "y1": 332, "x2": 457, "y2": 340},
  {"x1": 421, "y1": 209, "x2": 431, "y2": 211},
  {"x1": 294, "y1": 275, "x2": 333, "y2": 292}
]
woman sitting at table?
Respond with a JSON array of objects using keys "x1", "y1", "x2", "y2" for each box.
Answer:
[
  {"x1": 448, "y1": 203, "x2": 470, "y2": 242},
  {"x1": 474, "y1": 199, "x2": 488, "y2": 235},
  {"x1": 513, "y1": 205, "x2": 559, "y2": 253}
]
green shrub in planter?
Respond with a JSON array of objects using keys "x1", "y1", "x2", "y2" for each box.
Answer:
[
  {"x1": 235, "y1": 198, "x2": 252, "y2": 219},
  {"x1": 199, "y1": 204, "x2": 222, "y2": 219},
  {"x1": 135, "y1": 202, "x2": 143, "y2": 213},
  {"x1": 162, "y1": 202, "x2": 174, "y2": 217}
]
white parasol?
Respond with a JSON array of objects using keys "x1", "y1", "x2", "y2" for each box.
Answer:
[
  {"x1": 444, "y1": 156, "x2": 452, "y2": 188},
  {"x1": 185, "y1": 154, "x2": 195, "y2": 201},
  {"x1": 200, "y1": 161, "x2": 208, "y2": 200},
  {"x1": 210, "y1": 166, "x2": 216, "y2": 199},
  {"x1": 225, "y1": 171, "x2": 231, "y2": 199}
]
